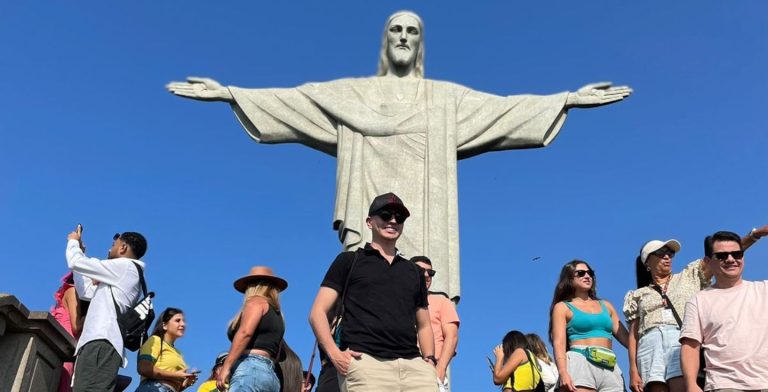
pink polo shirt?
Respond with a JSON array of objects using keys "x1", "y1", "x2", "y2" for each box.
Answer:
[
  {"x1": 428, "y1": 294, "x2": 460, "y2": 359},
  {"x1": 680, "y1": 280, "x2": 768, "y2": 390}
]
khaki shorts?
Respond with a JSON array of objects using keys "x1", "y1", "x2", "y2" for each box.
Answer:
[
  {"x1": 339, "y1": 352, "x2": 438, "y2": 392},
  {"x1": 567, "y1": 349, "x2": 624, "y2": 392}
]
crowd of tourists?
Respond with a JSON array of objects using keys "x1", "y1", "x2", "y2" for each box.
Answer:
[{"x1": 50, "y1": 191, "x2": 767, "y2": 392}]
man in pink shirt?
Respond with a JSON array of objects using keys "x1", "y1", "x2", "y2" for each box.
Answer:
[
  {"x1": 411, "y1": 256, "x2": 460, "y2": 392},
  {"x1": 680, "y1": 230, "x2": 768, "y2": 392}
]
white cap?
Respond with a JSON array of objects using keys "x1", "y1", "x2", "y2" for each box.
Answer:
[{"x1": 640, "y1": 239, "x2": 681, "y2": 264}]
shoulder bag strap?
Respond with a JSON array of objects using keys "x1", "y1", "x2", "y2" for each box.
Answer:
[
  {"x1": 109, "y1": 261, "x2": 147, "y2": 316},
  {"x1": 334, "y1": 249, "x2": 361, "y2": 320},
  {"x1": 131, "y1": 261, "x2": 148, "y2": 296},
  {"x1": 525, "y1": 350, "x2": 542, "y2": 389},
  {"x1": 650, "y1": 284, "x2": 683, "y2": 327}
]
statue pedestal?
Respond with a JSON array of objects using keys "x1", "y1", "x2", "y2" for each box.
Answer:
[{"x1": 0, "y1": 294, "x2": 76, "y2": 392}]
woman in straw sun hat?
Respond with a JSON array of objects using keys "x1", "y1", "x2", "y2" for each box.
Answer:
[{"x1": 217, "y1": 266, "x2": 287, "y2": 392}]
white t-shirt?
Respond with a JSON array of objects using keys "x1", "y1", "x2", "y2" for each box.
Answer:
[
  {"x1": 536, "y1": 358, "x2": 558, "y2": 392},
  {"x1": 680, "y1": 280, "x2": 768, "y2": 390}
]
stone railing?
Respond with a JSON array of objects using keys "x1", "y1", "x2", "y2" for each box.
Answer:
[{"x1": 0, "y1": 294, "x2": 76, "y2": 392}]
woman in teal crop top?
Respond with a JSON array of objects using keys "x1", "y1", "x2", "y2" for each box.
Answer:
[
  {"x1": 218, "y1": 266, "x2": 288, "y2": 392},
  {"x1": 549, "y1": 260, "x2": 629, "y2": 392}
]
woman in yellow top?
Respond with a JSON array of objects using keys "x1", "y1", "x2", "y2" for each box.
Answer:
[
  {"x1": 493, "y1": 330, "x2": 542, "y2": 392},
  {"x1": 136, "y1": 308, "x2": 199, "y2": 392}
]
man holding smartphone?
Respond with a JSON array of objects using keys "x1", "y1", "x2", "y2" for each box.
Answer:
[{"x1": 66, "y1": 225, "x2": 148, "y2": 391}]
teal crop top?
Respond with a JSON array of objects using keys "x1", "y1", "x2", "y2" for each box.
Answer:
[{"x1": 565, "y1": 300, "x2": 613, "y2": 341}]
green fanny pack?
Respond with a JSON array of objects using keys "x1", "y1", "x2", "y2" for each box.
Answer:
[{"x1": 571, "y1": 346, "x2": 616, "y2": 369}]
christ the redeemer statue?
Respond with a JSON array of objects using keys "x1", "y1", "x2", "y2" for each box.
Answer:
[{"x1": 167, "y1": 11, "x2": 632, "y2": 298}]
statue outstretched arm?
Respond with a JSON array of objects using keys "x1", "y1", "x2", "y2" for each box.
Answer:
[
  {"x1": 565, "y1": 82, "x2": 633, "y2": 109},
  {"x1": 166, "y1": 77, "x2": 235, "y2": 103}
]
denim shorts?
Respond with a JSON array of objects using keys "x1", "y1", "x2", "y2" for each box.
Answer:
[
  {"x1": 637, "y1": 325, "x2": 682, "y2": 383},
  {"x1": 229, "y1": 354, "x2": 280, "y2": 392},
  {"x1": 135, "y1": 380, "x2": 177, "y2": 392},
  {"x1": 567, "y1": 346, "x2": 624, "y2": 392}
]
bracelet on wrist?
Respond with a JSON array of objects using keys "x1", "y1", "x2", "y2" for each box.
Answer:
[{"x1": 423, "y1": 355, "x2": 437, "y2": 366}]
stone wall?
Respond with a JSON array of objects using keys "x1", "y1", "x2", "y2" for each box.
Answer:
[{"x1": 0, "y1": 294, "x2": 76, "y2": 392}]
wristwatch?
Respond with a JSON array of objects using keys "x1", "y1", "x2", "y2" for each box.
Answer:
[{"x1": 423, "y1": 355, "x2": 437, "y2": 366}]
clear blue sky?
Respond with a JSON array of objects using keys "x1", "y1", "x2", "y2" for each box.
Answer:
[{"x1": 1, "y1": 2, "x2": 766, "y2": 390}]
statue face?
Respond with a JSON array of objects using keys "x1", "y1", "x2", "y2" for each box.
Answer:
[{"x1": 386, "y1": 14, "x2": 421, "y2": 68}]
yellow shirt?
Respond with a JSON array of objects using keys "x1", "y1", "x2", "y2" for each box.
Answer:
[
  {"x1": 138, "y1": 335, "x2": 188, "y2": 381},
  {"x1": 196, "y1": 380, "x2": 220, "y2": 392},
  {"x1": 503, "y1": 350, "x2": 542, "y2": 391}
]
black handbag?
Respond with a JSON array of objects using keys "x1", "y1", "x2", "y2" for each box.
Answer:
[{"x1": 110, "y1": 261, "x2": 155, "y2": 352}]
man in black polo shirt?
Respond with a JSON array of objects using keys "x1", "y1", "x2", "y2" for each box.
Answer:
[{"x1": 309, "y1": 192, "x2": 438, "y2": 392}]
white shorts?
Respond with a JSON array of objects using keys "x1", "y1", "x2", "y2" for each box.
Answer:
[{"x1": 637, "y1": 325, "x2": 682, "y2": 383}]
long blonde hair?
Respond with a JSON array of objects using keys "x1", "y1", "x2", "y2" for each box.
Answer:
[
  {"x1": 526, "y1": 333, "x2": 553, "y2": 363},
  {"x1": 228, "y1": 281, "x2": 281, "y2": 335}
]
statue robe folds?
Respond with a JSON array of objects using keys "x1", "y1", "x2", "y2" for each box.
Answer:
[{"x1": 229, "y1": 77, "x2": 568, "y2": 297}]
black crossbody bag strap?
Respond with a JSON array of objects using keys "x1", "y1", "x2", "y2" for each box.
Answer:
[
  {"x1": 334, "y1": 249, "x2": 361, "y2": 323},
  {"x1": 651, "y1": 283, "x2": 707, "y2": 382},
  {"x1": 110, "y1": 261, "x2": 147, "y2": 315},
  {"x1": 650, "y1": 284, "x2": 683, "y2": 327}
]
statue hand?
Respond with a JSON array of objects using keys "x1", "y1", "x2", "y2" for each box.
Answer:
[
  {"x1": 566, "y1": 82, "x2": 633, "y2": 108},
  {"x1": 166, "y1": 77, "x2": 234, "y2": 102}
]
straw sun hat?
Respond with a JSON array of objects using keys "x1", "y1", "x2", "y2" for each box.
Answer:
[{"x1": 233, "y1": 266, "x2": 288, "y2": 293}]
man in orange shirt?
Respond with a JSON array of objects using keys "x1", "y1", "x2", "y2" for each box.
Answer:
[{"x1": 412, "y1": 256, "x2": 460, "y2": 392}]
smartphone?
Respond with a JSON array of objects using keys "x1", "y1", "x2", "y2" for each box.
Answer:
[
  {"x1": 188, "y1": 368, "x2": 201, "y2": 375},
  {"x1": 486, "y1": 356, "x2": 494, "y2": 371},
  {"x1": 76, "y1": 223, "x2": 83, "y2": 233}
]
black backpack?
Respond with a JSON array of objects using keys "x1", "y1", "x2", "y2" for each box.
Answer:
[{"x1": 110, "y1": 261, "x2": 155, "y2": 351}]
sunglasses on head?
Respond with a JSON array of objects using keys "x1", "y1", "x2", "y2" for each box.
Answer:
[
  {"x1": 712, "y1": 250, "x2": 744, "y2": 261},
  {"x1": 113, "y1": 233, "x2": 121, "y2": 241},
  {"x1": 376, "y1": 210, "x2": 406, "y2": 224},
  {"x1": 573, "y1": 269, "x2": 595, "y2": 278},
  {"x1": 651, "y1": 248, "x2": 675, "y2": 259}
]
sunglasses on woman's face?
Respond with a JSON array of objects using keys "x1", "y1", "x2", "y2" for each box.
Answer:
[
  {"x1": 376, "y1": 210, "x2": 406, "y2": 224},
  {"x1": 651, "y1": 248, "x2": 675, "y2": 259},
  {"x1": 573, "y1": 269, "x2": 595, "y2": 278}
]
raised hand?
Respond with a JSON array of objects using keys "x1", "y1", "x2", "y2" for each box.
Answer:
[
  {"x1": 566, "y1": 82, "x2": 633, "y2": 108},
  {"x1": 166, "y1": 77, "x2": 234, "y2": 102}
]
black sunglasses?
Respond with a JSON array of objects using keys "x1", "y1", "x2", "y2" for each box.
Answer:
[
  {"x1": 712, "y1": 250, "x2": 744, "y2": 261},
  {"x1": 651, "y1": 248, "x2": 675, "y2": 258},
  {"x1": 423, "y1": 269, "x2": 436, "y2": 277},
  {"x1": 573, "y1": 269, "x2": 595, "y2": 278},
  {"x1": 113, "y1": 233, "x2": 121, "y2": 241},
  {"x1": 376, "y1": 210, "x2": 407, "y2": 224}
]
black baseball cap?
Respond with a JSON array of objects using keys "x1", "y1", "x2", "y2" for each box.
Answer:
[{"x1": 368, "y1": 192, "x2": 410, "y2": 218}]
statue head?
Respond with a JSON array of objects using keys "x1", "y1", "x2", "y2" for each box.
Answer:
[{"x1": 377, "y1": 11, "x2": 424, "y2": 78}]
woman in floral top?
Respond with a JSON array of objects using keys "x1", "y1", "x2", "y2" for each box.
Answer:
[{"x1": 623, "y1": 227, "x2": 766, "y2": 392}]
